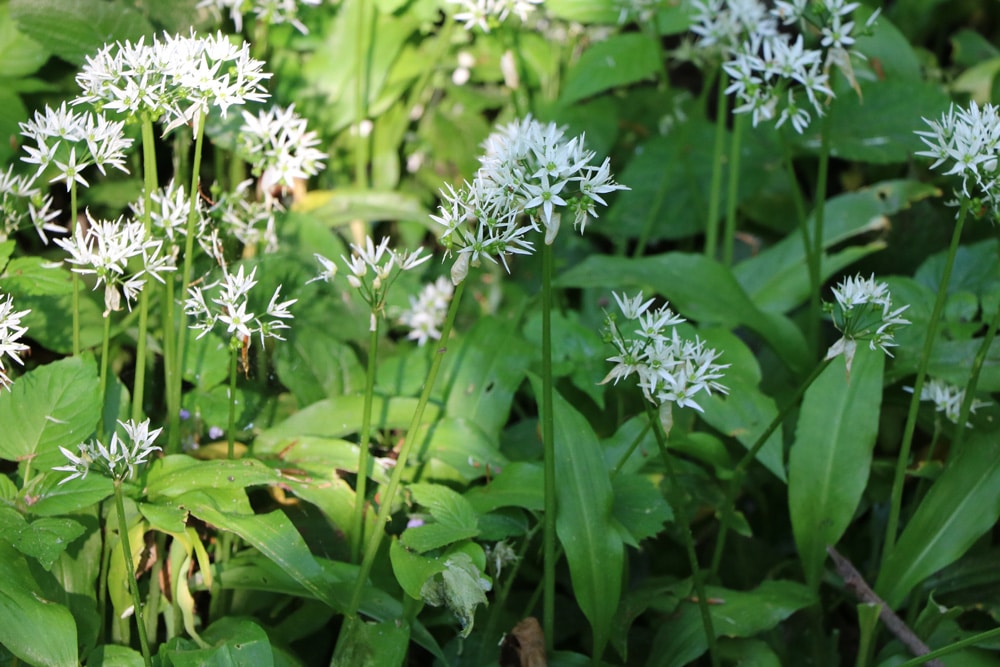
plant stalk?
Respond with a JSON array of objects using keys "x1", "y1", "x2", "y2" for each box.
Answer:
[
  {"x1": 114, "y1": 480, "x2": 152, "y2": 667},
  {"x1": 351, "y1": 320, "x2": 380, "y2": 564}
]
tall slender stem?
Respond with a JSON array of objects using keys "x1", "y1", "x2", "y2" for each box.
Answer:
[
  {"x1": 705, "y1": 69, "x2": 728, "y2": 261},
  {"x1": 808, "y1": 114, "x2": 832, "y2": 361},
  {"x1": 131, "y1": 119, "x2": 159, "y2": 422},
  {"x1": 883, "y1": 202, "x2": 968, "y2": 561},
  {"x1": 540, "y1": 243, "x2": 556, "y2": 651},
  {"x1": 351, "y1": 320, "x2": 380, "y2": 564},
  {"x1": 70, "y1": 182, "x2": 81, "y2": 356},
  {"x1": 99, "y1": 313, "x2": 112, "y2": 438},
  {"x1": 171, "y1": 112, "x2": 207, "y2": 452},
  {"x1": 710, "y1": 357, "x2": 832, "y2": 577},
  {"x1": 227, "y1": 345, "x2": 238, "y2": 460},
  {"x1": 722, "y1": 113, "x2": 745, "y2": 267},
  {"x1": 345, "y1": 281, "x2": 465, "y2": 617},
  {"x1": 113, "y1": 480, "x2": 152, "y2": 667},
  {"x1": 647, "y1": 403, "x2": 718, "y2": 667}
]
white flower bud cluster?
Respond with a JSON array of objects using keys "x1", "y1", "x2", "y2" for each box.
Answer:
[
  {"x1": 904, "y1": 378, "x2": 991, "y2": 428},
  {"x1": 54, "y1": 419, "x2": 163, "y2": 484},
  {"x1": 185, "y1": 264, "x2": 296, "y2": 347},
  {"x1": 397, "y1": 276, "x2": 454, "y2": 346},
  {"x1": 824, "y1": 273, "x2": 910, "y2": 364},
  {"x1": 0, "y1": 292, "x2": 30, "y2": 392}
]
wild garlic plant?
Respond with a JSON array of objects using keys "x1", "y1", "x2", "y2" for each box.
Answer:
[
  {"x1": 824, "y1": 273, "x2": 911, "y2": 368},
  {"x1": 397, "y1": 276, "x2": 455, "y2": 347},
  {"x1": 0, "y1": 165, "x2": 62, "y2": 243},
  {"x1": 906, "y1": 378, "x2": 992, "y2": 428},
  {"x1": 0, "y1": 291, "x2": 30, "y2": 392}
]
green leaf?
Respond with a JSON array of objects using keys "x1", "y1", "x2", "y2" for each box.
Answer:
[
  {"x1": 298, "y1": 189, "x2": 430, "y2": 227},
  {"x1": 543, "y1": 0, "x2": 619, "y2": 23},
  {"x1": 418, "y1": 550, "x2": 491, "y2": 638},
  {"x1": 0, "y1": 508, "x2": 86, "y2": 570},
  {"x1": 700, "y1": 376, "x2": 785, "y2": 482},
  {"x1": 414, "y1": 417, "x2": 508, "y2": 483},
  {"x1": 464, "y1": 462, "x2": 544, "y2": 514},
  {"x1": 611, "y1": 474, "x2": 672, "y2": 546},
  {"x1": 181, "y1": 330, "x2": 231, "y2": 391},
  {"x1": 10, "y1": 0, "x2": 152, "y2": 65},
  {"x1": 560, "y1": 34, "x2": 659, "y2": 105},
  {"x1": 0, "y1": 258, "x2": 73, "y2": 296},
  {"x1": 0, "y1": 356, "x2": 101, "y2": 473},
  {"x1": 175, "y1": 489, "x2": 341, "y2": 610},
  {"x1": 875, "y1": 431, "x2": 1000, "y2": 609},
  {"x1": 160, "y1": 617, "x2": 274, "y2": 667},
  {"x1": 275, "y1": 325, "x2": 364, "y2": 406},
  {"x1": 145, "y1": 456, "x2": 281, "y2": 501},
  {"x1": 648, "y1": 581, "x2": 816, "y2": 667},
  {"x1": 0, "y1": 4, "x2": 48, "y2": 77},
  {"x1": 440, "y1": 316, "x2": 533, "y2": 439},
  {"x1": 17, "y1": 290, "x2": 104, "y2": 353},
  {"x1": 530, "y1": 375, "x2": 623, "y2": 658},
  {"x1": 24, "y1": 473, "x2": 113, "y2": 516},
  {"x1": 0, "y1": 88, "x2": 26, "y2": 165},
  {"x1": 87, "y1": 645, "x2": 146, "y2": 666},
  {"x1": 788, "y1": 346, "x2": 884, "y2": 589},
  {"x1": 0, "y1": 541, "x2": 78, "y2": 667},
  {"x1": 557, "y1": 253, "x2": 810, "y2": 373},
  {"x1": 400, "y1": 483, "x2": 480, "y2": 553},
  {"x1": 329, "y1": 614, "x2": 410, "y2": 667}
]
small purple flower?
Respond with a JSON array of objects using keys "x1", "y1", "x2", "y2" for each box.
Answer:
[
  {"x1": 208, "y1": 426, "x2": 224, "y2": 440},
  {"x1": 179, "y1": 408, "x2": 191, "y2": 420},
  {"x1": 406, "y1": 517, "x2": 425, "y2": 529}
]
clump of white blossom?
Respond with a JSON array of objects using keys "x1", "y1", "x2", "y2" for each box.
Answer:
[
  {"x1": 904, "y1": 377, "x2": 992, "y2": 428},
  {"x1": 448, "y1": 0, "x2": 544, "y2": 32},
  {"x1": 54, "y1": 419, "x2": 162, "y2": 484},
  {"x1": 54, "y1": 211, "x2": 175, "y2": 315},
  {"x1": 197, "y1": 0, "x2": 322, "y2": 35},
  {"x1": 309, "y1": 236, "x2": 431, "y2": 332},
  {"x1": 915, "y1": 101, "x2": 1000, "y2": 217},
  {"x1": 824, "y1": 274, "x2": 910, "y2": 367},
  {"x1": 185, "y1": 264, "x2": 296, "y2": 350},
  {"x1": 685, "y1": 0, "x2": 879, "y2": 133},
  {"x1": 0, "y1": 292, "x2": 30, "y2": 391},
  {"x1": 601, "y1": 291, "x2": 729, "y2": 433},
  {"x1": 74, "y1": 30, "x2": 270, "y2": 133},
  {"x1": 237, "y1": 104, "x2": 328, "y2": 201},
  {"x1": 397, "y1": 276, "x2": 454, "y2": 346},
  {"x1": 431, "y1": 115, "x2": 627, "y2": 284},
  {"x1": 131, "y1": 180, "x2": 211, "y2": 254},
  {"x1": 0, "y1": 166, "x2": 60, "y2": 243}
]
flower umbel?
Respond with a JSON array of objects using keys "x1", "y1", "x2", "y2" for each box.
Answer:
[
  {"x1": 53, "y1": 418, "x2": 163, "y2": 484},
  {"x1": 0, "y1": 292, "x2": 30, "y2": 391},
  {"x1": 824, "y1": 273, "x2": 910, "y2": 364},
  {"x1": 397, "y1": 276, "x2": 455, "y2": 346},
  {"x1": 904, "y1": 378, "x2": 992, "y2": 428}
]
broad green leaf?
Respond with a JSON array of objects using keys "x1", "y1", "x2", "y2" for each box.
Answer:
[
  {"x1": 330, "y1": 614, "x2": 410, "y2": 667},
  {"x1": 175, "y1": 489, "x2": 340, "y2": 610},
  {"x1": 0, "y1": 4, "x2": 48, "y2": 77},
  {"x1": 0, "y1": 541, "x2": 78, "y2": 667},
  {"x1": 254, "y1": 395, "x2": 439, "y2": 452},
  {"x1": 543, "y1": 0, "x2": 619, "y2": 23},
  {"x1": 139, "y1": 502, "x2": 189, "y2": 534},
  {"x1": 0, "y1": 356, "x2": 100, "y2": 473},
  {"x1": 789, "y1": 346, "x2": 884, "y2": 589},
  {"x1": 557, "y1": 253, "x2": 809, "y2": 373},
  {"x1": 17, "y1": 290, "x2": 104, "y2": 353},
  {"x1": 611, "y1": 474, "x2": 673, "y2": 546},
  {"x1": 10, "y1": 0, "x2": 153, "y2": 65},
  {"x1": 159, "y1": 617, "x2": 274, "y2": 667},
  {"x1": 701, "y1": 376, "x2": 786, "y2": 482},
  {"x1": 560, "y1": 34, "x2": 660, "y2": 105},
  {"x1": 440, "y1": 317, "x2": 533, "y2": 438},
  {"x1": 853, "y1": 10, "x2": 922, "y2": 81},
  {"x1": 875, "y1": 431, "x2": 1000, "y2": 609},
  {"x1": 413, "y1": 417, "x2": 508, "y2": 483},
  {"x1": 716, "y1": 638, "x2": 782, "y2": 667},
  {"x1": 400, "y1": 483, "x2": 479, "y2": 552},
  {"x1": 647, "y1": 581, "x2": 816, "y2": 667},
  {"x1": 87, "y1": 645, "x2": 145, "y2": 666},
  {"x1": 0, "y1": 508, "x2": 85, "y2": 570},
  {"x1": 530, "y1": 375, "x2": 623, "y2": 658},
  {"x1": 253, "y1": 435, "x2": 390, "y2": 485},
  {"x1": 146, "y1": 456, "x2": 281, "y2": 501},
  {"x1": 0, "y1": 88, "x2": 27, "y2": 166},
  {"x1": 275, "y1": 325, "x2": 364, "y2": 406},
  {"x1": 297, "y1": 189, "x2": 429, "y2": 227},
  {"x1": 523, "y1": 309, "x2": 608, "y2": 408},
  {"x1": 0, "y1": 258, "x2": 73, "y2": 296},
  {"x1": 464, "y1": 462, "x2": 544, "y2": 514},
  {"x1": 734, "y1": 180, "x2": 939, "y2": 314},
  {"x1": 954, "y1": 57, "x2": 1000, "y2": 103},
  {"x1": 181, "y1": 329, "x2": 230, "y2": 391},
  {"x1": 418, "y1": 550, "x2": 490, "y2": 638},
  {"x1": 24, "y1": 473, "x2": 113, "y2": 516}
]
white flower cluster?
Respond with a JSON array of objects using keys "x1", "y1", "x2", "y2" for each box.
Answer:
[
  {"x1": 54, "y1": 211, "x2": 175, "y2": 314},
  {"x1": 916, "y1": 102, "x2": 1000, "y2": 213},
  {"x1": 131, "y1": 180, "x2": 209, "y2": 248},
  {"x1": 691, "y1": 0, "x2": 877, "y2": 133},
  {"x1": 20, "y1": 102, "x2": 133, "y2": 193},
  {"x1": 0, "y1": 292, "x2": 30, "y2": 391},
  {"x1": 0, "y1": 166, "x2": 61, "y2": 243},
  {"x1": 198, "y1": 0, "x2": 322, "y2": 35},
  {"x1": 54, "y1": 418, "x2": 162, "y2": 484},
  {"x1": 185, "y1": 264, "x2": 296, "y2": 346},
  {"x1": 75, "y1": 31, "x2": 271, "y2": 133},
  {"x1": 432, "y1": 116, "x2": 627, "y2": 284},
  {"x1": 601, "y1": 291, "x2": 729, "y2": 415},
  {"x1": 825, "y1": 273, "x2": 910, "y2": 362},
  {"x1": 448, "y1": 0, "x2": 544, "y2": 32},
  {"x1": 905, "y1": 377, "x2": 991, "y2": 428},
  {"x1": 237, "y1": 104, "x2": 327, "y2": 197},
  {"x1": 309, "y1": 236, "x2": 431, "y2": 332},
  {"x1": 398, "y1": 276, "x2": 454, "y2": 346}
]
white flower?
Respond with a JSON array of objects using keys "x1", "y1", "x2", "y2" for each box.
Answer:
[
  {"x1": 237, "y1": 104, "x2": 327, "y2": 198},
  {"x1": 398, "y1": 276, "x2": 454, "y2": 346},
  {"x1": 916, "y1": 101, "x2": 1000, "y2": 209},
  {"x1": 448, "y1": 0, "x2": 543, "y2": 32},
  {"x1": 198, "y1": 0, "x2": 322, "y2": 35},
  {"x1": 53, "y1": 419, "x2": 162, "y2": 483},
  {"x1": 904, "y1": 378, "x2": 991, "y2": 427},
  {"x1": 825, "y1": 274, "x2": 910, "y2": 360},
  {"x1": 184, "y1": 264, "x2": 296, "y2": 346},
  {"x1": 0, "y1": 292, "x2": 30, "y2": 391}
]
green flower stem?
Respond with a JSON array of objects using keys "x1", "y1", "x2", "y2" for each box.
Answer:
[
  {"x1": 70, "y1": 181, "x2": 81, "y2": 356},
  {"x1": 113, "y1": 479, "x2": 152, "y2": 667},
  {"x1": 145, "y1": 531, "x2": 168, "y2": 646},
  {"x1": 949, "y1": 301, "x2": 1000, "y2": 455},
  {"x1": 171, "y1": 111, "x2": 208, "y2": 452},
  {"x1": 710, "y1": 357, "x2": 832, "y2": 578},
  {"x1": 883, "y1": 201, "x2": 969, "y2": 562},
  {"x1": 163, "y1": 278, "x2": 179, "y2": 451},
  {"x1": 610, "y1": 420, "x2": 653, "y2": 478},
  {"x1": 895, "y1": 624, "x2": 1000, "y2": 667},
  {"x1": 540, "y1": 243, "x2": 556, "y2": 652},
  {"x1": 131, "y1": 118, "x2": 159, "y2": 423},
  {"x1": 721, "y1": 113, "x2": 745, "y2": 267},
  {"x1": 227, "y1": 345, "x2": 238, "y2": 460},
  {"x1": 705, "y1": 70, "x2": 728, "y2": 261},
  {"x1": 808, "y1": 114, "x2": 832, "y2": 361},
  {"x1": 350, "y1": 319, "x2": 380, "y2": 564},
  {"x1": 344, "y1": 280, "x2": 465, "y2": 617},
  {"x1": 99, "y1": 313, "x2": 112, "y2": 437},
  {"x1": 646, "y1": 403, "x2": 718, "y2": 667}
]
